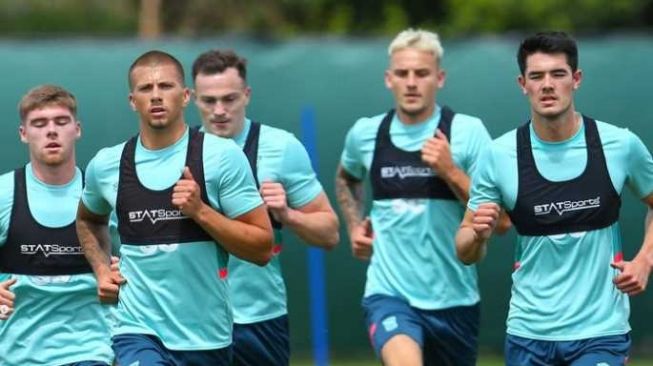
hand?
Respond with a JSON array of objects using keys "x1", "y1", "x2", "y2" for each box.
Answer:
[
  {"x1": 421, "y1": 129, "x2": 454, "y2": 178},
  {"x1": 0, "y1": 278, "x2": 17, "y2": 320},
  {"x1": 350, "y1": 217, "x2": 374, "y2": 260},
  {"x1": 611, "y1": 258, "x2": 651, "y2": 296},
  {"x1": 472, "y1": 203, "x2": 500, "y2": 241},
  {"x1": 260, "y1": 181, "x2": 290, "y2": 223},
  {"x1": 110, "y1": 256, "x2": 120, "y2": 273},
  {"x1": 172, "y1": 167, "x2": 203, "y2": 218},
  {"x1": 96, "y1": 266, "x2": 126, "y2": 304}
]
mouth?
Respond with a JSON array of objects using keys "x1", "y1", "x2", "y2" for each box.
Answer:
[
  {"x1": 45, "y1": 142, "x2": 61, "y2": 152},
  {"x1": 150, "y1": 106, "x2": 166, "y2": 118}
]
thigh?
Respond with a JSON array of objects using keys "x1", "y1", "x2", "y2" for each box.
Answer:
[
  {"x1": 568, "y1": 334, "x2": 630, "y2": 366},
  {"x1": 422, "y1": 303, "x2": 480, "y2": 366},
  {"x1": 112, "y1": 334, "x2": 171, "y2": 366},
  {"x1": 232, "y1": 315, "x2": 290, "y2": 366},
  {"x1": 362, "y1": 294, "x2": 424, "y2": 358},
  {"x1": 504, "y1": 334, "x2": 554, "y2": 366},
  {"x1": 172, "y1": 346, "x2": 232, "y2": 366}
]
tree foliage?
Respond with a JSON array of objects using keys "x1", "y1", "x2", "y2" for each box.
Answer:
[{"x1": 0, "y1": 0, "x2": 651, "y2": 37}]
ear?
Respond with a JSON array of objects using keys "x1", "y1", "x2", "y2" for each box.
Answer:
[
  {"x1": 243, "y1": 86, "x2": 252, "y2": 107},
  {"x1": 182, "y1": 87, "x2": 191, "y2": 107},
  {"x1": 572, "y1": 69, "x2": 582, "y2": 90},
  {"x1": 517, "y1": 74, "x2": 527, "y2": 95},
  {"x1": 437, "y1": 69, "x2": 446, "y2": 89},
  {"x1": 18, "y1": 124, "x2": 27, "y2": 144},
  {"x1": 128, "y1": 93, "x2": 137, "y2": 111},
  {"x1": 75, "y1": 120, "x2": 82, "y2": 140},
  {"x1": 384, "y1": 69, "x2": 392, "y2": 90}
]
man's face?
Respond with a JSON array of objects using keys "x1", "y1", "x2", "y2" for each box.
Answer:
[
  {"x1": 20, "y1": 105, "x2": 81, "y2": 167},
  {"x1": 193, "y1": 68, "x2": 251, "y2": 138},
  {"x1": 385, "y1": 48, "x2": 445, "y2": 122},
  {"x1": 518, "y1": 52, "x2": 582, "y2": 120},
  {"x1": 129, "y1": 63, "x2": 190, "y2": 130}
]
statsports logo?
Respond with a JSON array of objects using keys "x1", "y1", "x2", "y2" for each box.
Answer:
[
  {"x1": 20, "y1": 244, "x2": 83, "y2": 257},
  {"x1": 381, "y1": 166, "x2": 434, "y2": 179},
  {"x1": 533, "y1": 196, "x2": 601, "y2": 216},
  {"x1": 128, "y1": 209, "x2": 188, "y2": 224}
]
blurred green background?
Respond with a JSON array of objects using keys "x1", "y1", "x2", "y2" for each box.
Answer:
[{"x1": 1, "y1": 1, "x2": 653, "y2": 364}]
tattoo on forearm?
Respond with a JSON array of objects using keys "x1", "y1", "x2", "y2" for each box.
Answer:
[{"x1": 335, "y1": 166, "x2": 365, "y2": 231}]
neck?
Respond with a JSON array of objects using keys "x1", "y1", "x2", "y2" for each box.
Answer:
[
  {"x1": 140, "y1": 119, "x2": 187, "y2": 150},
  {"x1": 30, "y1": 158, "x2": 77, "y2": 185},
  {"x1": 396, "y1": 103, "x2": 435, "y2": 125},
  {"x1": 531, "y1": 108, "x2": 580, "y2": 142}
]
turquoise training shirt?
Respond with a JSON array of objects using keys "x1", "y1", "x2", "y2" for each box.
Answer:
[
  {"x1": 468, "y1": 119, "x2": 653, "y2": 340},
  {"x1": 341, "y1": 106, "x2": 491, "y2": 310},
  {"x1": 0, "y1": 164, "x2": 113, "y2": 366},
  {"x1": 82, "y1": 127, "x2": 263, "y2": 350}
]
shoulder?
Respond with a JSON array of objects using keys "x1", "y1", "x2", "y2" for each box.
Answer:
[
  {"x1": 203, "y1": 132, "x2": 241, "y2": 154},
  {"x1": 91, "y1": 141, "x2": 127, "y2": 164},
  {"x1": 349, "y1": 112, "x2": 388, "y2": 136},
  {"x1": 594, "y1": 119, "x2": 635, "y2": 143},
  {"x1": 490, "y1": 128, "x2": 518, "y2": 155},
  {"x1": 0, "y1": 170, "x2": 15, "y2": 195},
  {"x1": 258, "y1": 123, "x2": 299, "y2": 150}
]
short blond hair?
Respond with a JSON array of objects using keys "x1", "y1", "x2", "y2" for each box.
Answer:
[
  {"x1": 388, "y1": 28, "x2": 444, "y2": 61},
  {"x1": 18, "y1": 84, "x2": 77, "y2": 124}
]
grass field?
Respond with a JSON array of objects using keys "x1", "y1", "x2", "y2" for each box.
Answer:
[{"x1": 292, "y1": 356, "x2": 653, "y2": 365}]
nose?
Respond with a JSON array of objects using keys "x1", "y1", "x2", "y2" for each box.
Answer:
[
  {"x1": 150, "y1": 86, "x2": 162, "y2": 101},
  {"x1": 542, "y1": 74, "x2": 554, "y2": 90},
  {"x1": 407, "y1": 72, "x2": 417, "y2": 87},
  {"x1": 46, "y1": 121, "x2": 58, "y2": 137},
  {"x1": 212, "y1": 101, "x2": 226, "y2": 116}
]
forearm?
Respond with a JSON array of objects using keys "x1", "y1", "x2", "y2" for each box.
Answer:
[
  {"x1": 76, "y1": 208, "x2": 111, "y2": 276},
  {"x1": 441, "y1": 166, "x2": 471, "y2": 204},
  {"x1": 335, "y1": 166, "x2": 365, "y2": 233},
  {"x1": 455, "y1": 226, "x2": 487, "y2": 265},
  {"x1": 634, "y1": 209, "x2": 653, "y2": 267},
  {"x1": 284, "y1": 209, "x2": 339, "y2": 249},
  {"x1": 193, "y1": 203, "x2": 273, "y2": 266}
]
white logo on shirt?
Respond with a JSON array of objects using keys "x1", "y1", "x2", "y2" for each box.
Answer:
[
  {"x1": 392, "y1": 199, "x2": 426, "y2": 215},
  {"x1": 381, "y1": 166, "x2": 435, "y2": 179},
  {"x1": 533, "y1": 196, "x2": 600, "y2": 216},
  {"x1": 140, "y1": 244, "x2": 179, "y2": 255},
  {"x1": 30, "y1": 275, "x2": 72, "y2": 285},
  {"x1": 20, "y1": 244, "x2": 83, "y2": 257},
  {"x1": 128, "y1": 209, "x2": 189, "y2": 224}
]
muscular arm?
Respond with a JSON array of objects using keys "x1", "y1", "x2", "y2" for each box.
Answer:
[
  {"x1": 76, "y1": 202, "x2": 124, "y2": 303},
  {"x1": 335, "y1": 164, "x2": 365, "y2": 232},
  {"x1": 192, "y1": 203, "x2": 273, "y2": 266},
  {"x1": 612, "y1": 194, "x2": 653, "y2": 295},
  {"x1": 174, "y1": 168, "x2": 273, "y2": 266},
  {"x1": 335, "y1": 164, "x2": 373, "y2": 260},
  {"x1": 264, "y1": 186, "x2": 339, "y2": 249},
  {"x1": 76, "y1": 202, "x2": 111, "y2": 276},
  {"x1": 455, "y1": 204, "x2": 500, "y2": 265}
]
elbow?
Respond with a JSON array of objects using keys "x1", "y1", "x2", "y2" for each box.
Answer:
[
  {"x1": 322, "y1": 231, "x2": 340, "y2": 251},
  {"x1": 494, "y1": 219, "x2": 512, "y2": 235},
  {"x1": 253, "y1": 252, "x2": 272, "y2": 267}
]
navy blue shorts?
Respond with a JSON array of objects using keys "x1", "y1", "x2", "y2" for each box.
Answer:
[
  {"x1": 64, "y1": 362, "x2": 109, "y2": 366},
  {"x1": 505, "y1": 333, "x2": 631, "y2": 366},
  {"x1": 112, "y1": 334, "x2": 232, "y2": 366},
  {"x1": 232, "y1": 315, "x2": 290, "y2": 366},
  {"x1": 362, "y1": 294, "x2": 479, "y2": 366}
]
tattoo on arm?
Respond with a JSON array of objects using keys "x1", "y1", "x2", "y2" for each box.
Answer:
[{"x1": 335, "y1": 165, "x2": 365, "y2": 232}]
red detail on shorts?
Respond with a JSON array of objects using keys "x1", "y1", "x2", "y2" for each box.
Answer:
[
  {"x1": 368, "y1": 323, "x2": 377, "y2": 347},
  {"x1": 218, "y1": 268, "x2": 228, "y2": 279},
  {"x1": 272, "y1": 244, "x2": 283, "y2": 255},
  {"x1": 513, "y1": 261, "x2": 521, "y2": 271},
  {"x1": 614, "y1": 251, "x2": 623, "y2": 263}
]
